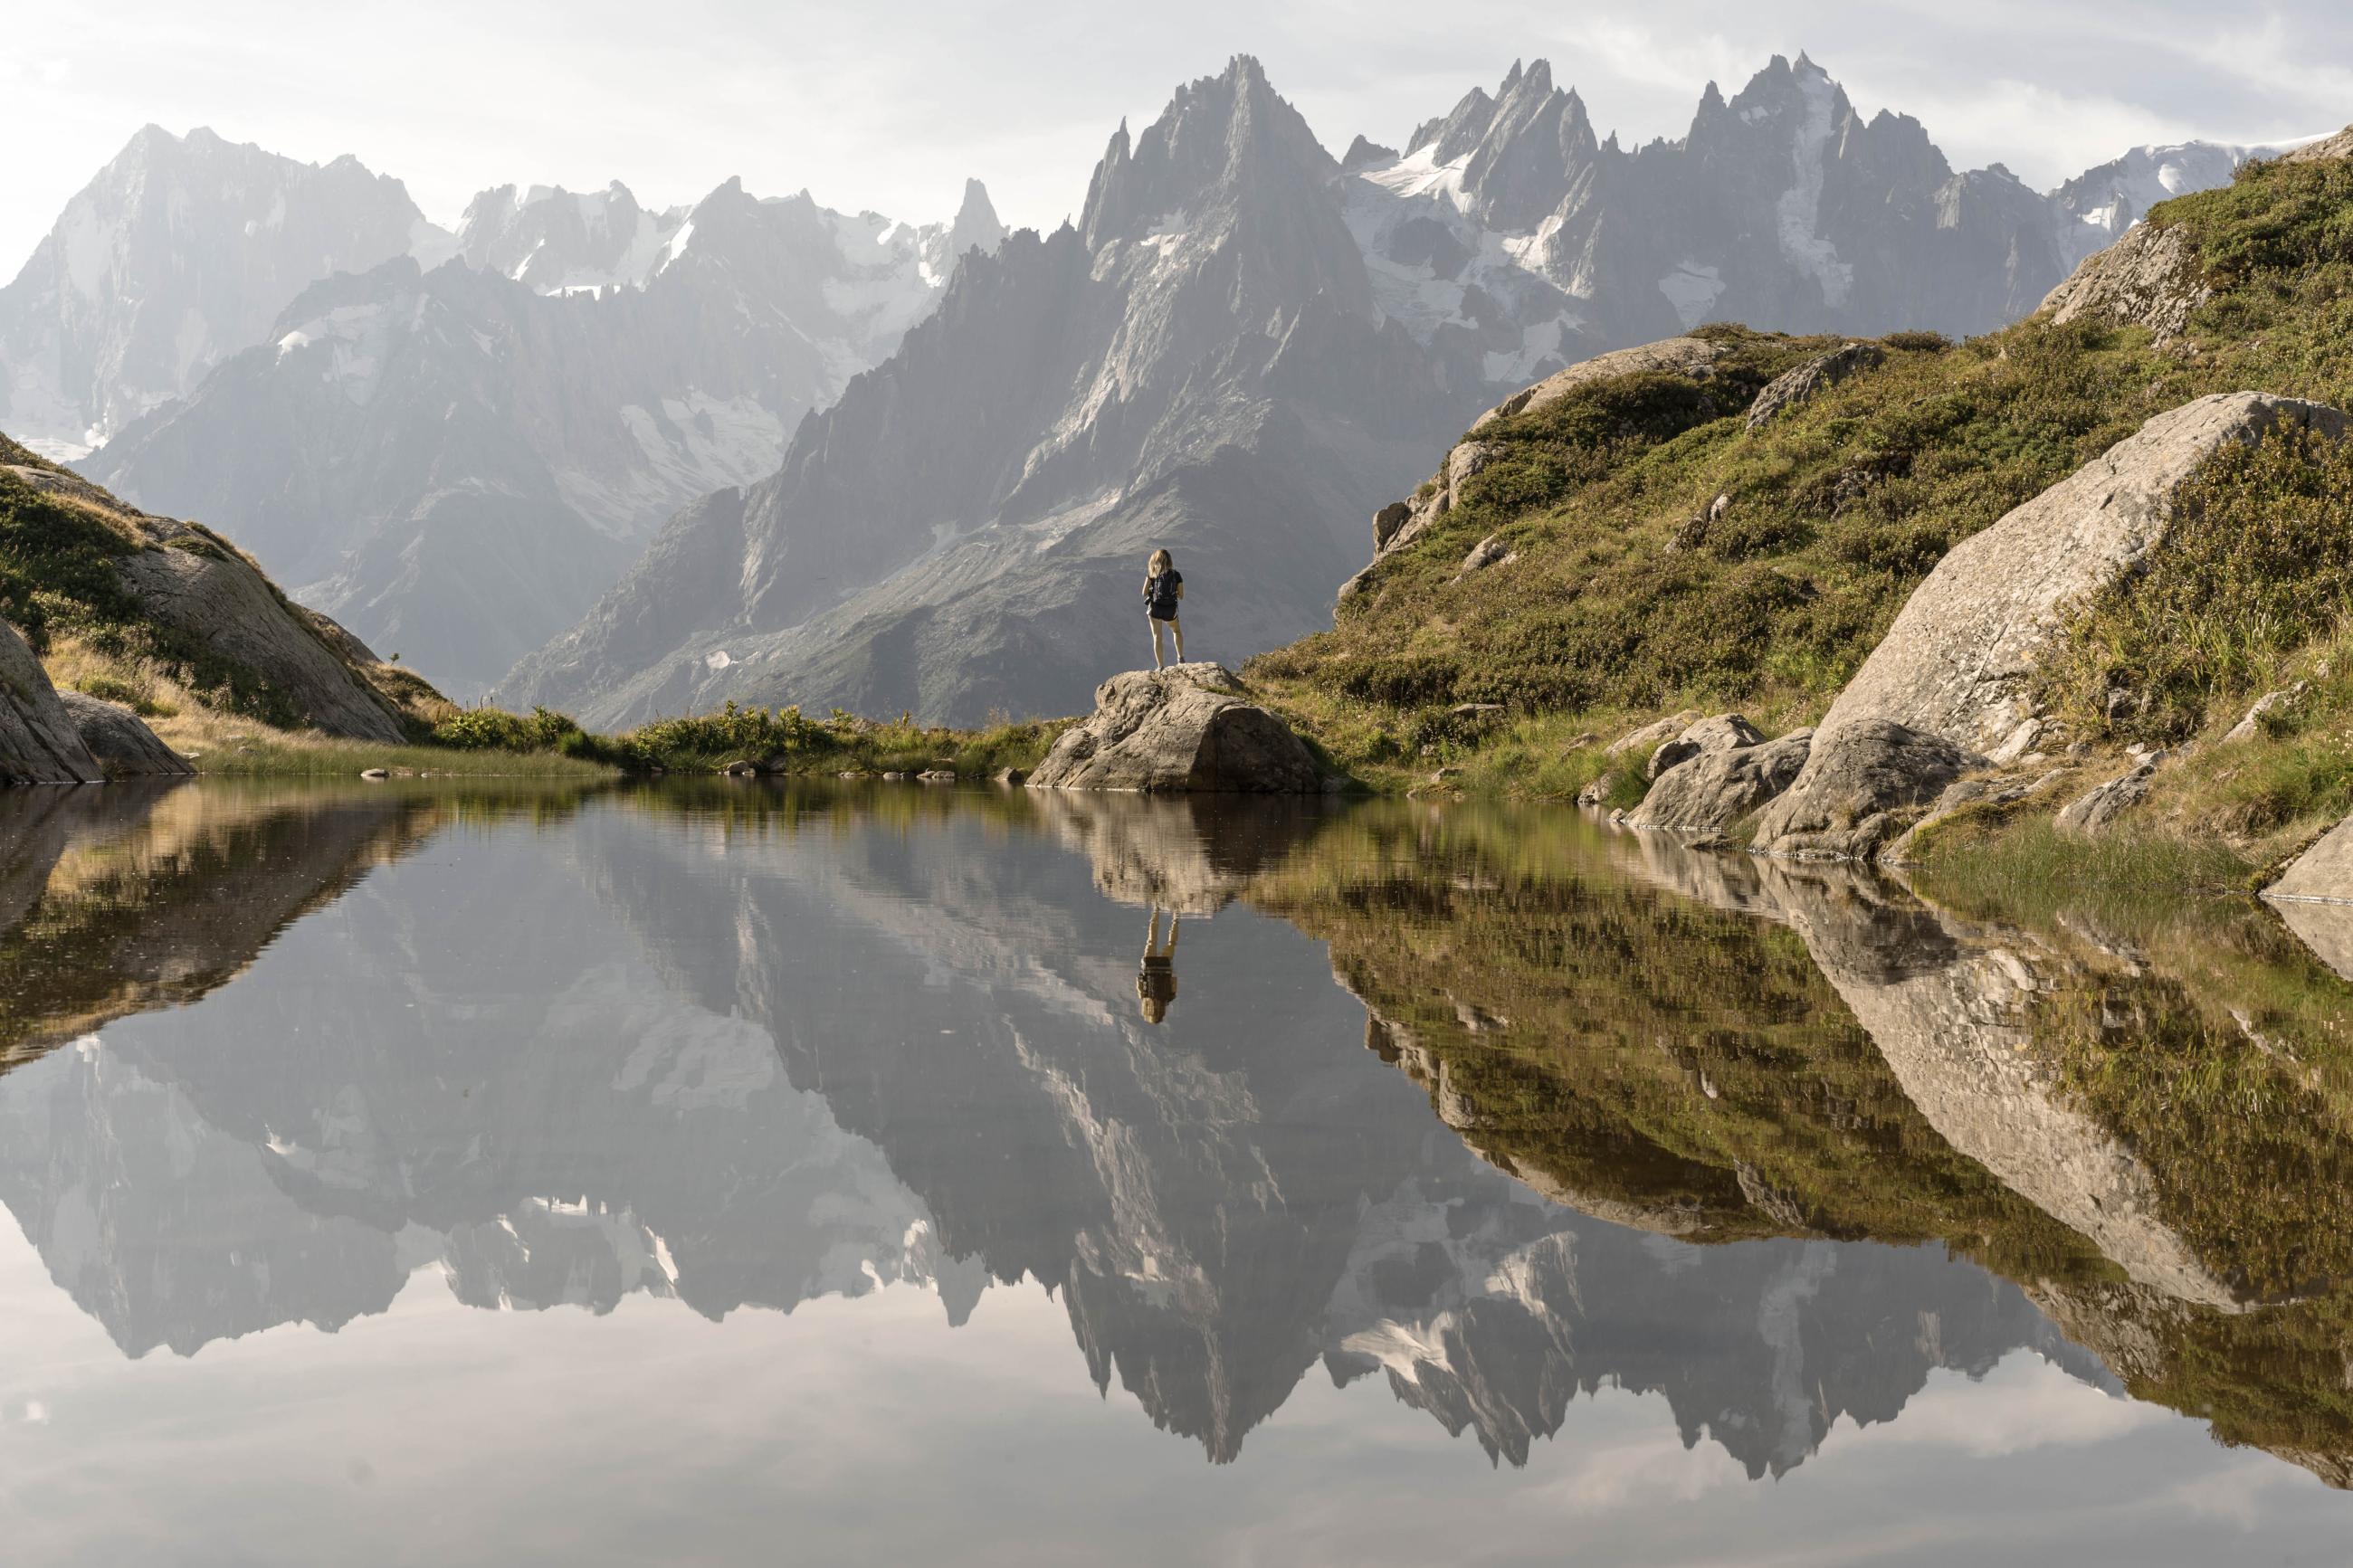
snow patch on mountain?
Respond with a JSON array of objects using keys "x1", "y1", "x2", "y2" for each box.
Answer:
[{"x1": 1774, "y1": 61, "x2": 1856, "y2": 308}]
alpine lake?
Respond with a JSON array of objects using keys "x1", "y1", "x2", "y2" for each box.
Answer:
[{"x1": 5, "y1": 774, "x2": 2353, "y2": 1565}]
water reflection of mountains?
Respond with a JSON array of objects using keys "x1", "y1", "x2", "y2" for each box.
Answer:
[{"x1": 1, "y1": 783, "x2": 2348, "y2": 1483}]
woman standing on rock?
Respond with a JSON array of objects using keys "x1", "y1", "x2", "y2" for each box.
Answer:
[{"x1": 1143, "y1": 548, "x2": 1185, "y2": 669}]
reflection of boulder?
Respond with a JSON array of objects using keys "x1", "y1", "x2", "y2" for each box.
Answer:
[
  {"x1": 1614, "y1": 841, "x2": 2251, "y2": 1309},
  {"x1": 1027, "y1": 790, "x2": 1333, "y2": 913},
  {"x1": 2264, "y1": 813, "x2": 2353, "y2": 978}
]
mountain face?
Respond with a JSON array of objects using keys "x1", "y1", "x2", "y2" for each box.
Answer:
[
  {"x1": 501, "y1": 54, "x2": 2268, "y2": 728},
  {"x1": 86, "y1": 177, "x2": 1005, "y2": 696},
  {"x1": 0, "y1": 127, "x2": 435, "y2": 461},
  {"x1": 496, "y1": 57, "x2": 1485, "y2": 727},
  {"x1": 1342, "y1": 54, "x2": 2274, "y2": 365}
]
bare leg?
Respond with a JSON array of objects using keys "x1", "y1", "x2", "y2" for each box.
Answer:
[
  {"x1": 1149, "y1": 618, "x2": 1167, "y2": 669},
  {"x1": 1170, "y1": 615, "x2": 1184, "y2": 663}
]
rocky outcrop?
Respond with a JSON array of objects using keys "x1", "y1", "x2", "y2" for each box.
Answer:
[
  {"x1": 0, "y1": 618, "x2": 102, "y2": 784},
  {"x1": 1339, "y1": 337, "x2": 1729, "y2": 603},
  {"x1": 1753, "y1": 394, "x2": 2348, "y2": 857},
  {"x1": 56, "y1": 692, "x2": 193, "y2": 779},
  {"x1": 1745, "y1": 343, "x2": 1883, "y2": 430},
  {"x1": 1628, "y1": 728, "x2": 1812, "y2": 834},
  {"x1": 1026, "y1": 664, "x2": 1325, "y2": 794},
  {"x1": 3, "y1": 461, "x2": 419, "y2": 743},
  {"x1": 1878, "y1": 766, "x2": 2073, "y2": 865},
  {"x1": 1471, "y1": 337, "x2": 1722, "y2": 431},
  {"x1": 1605, "y1": 709, "x2": 1703, "y2": 760},
  {"x1": 1647, "y1": 712, "x2": 1766, "y2": 779},
  {"x1": 2041, "y1": 222, "x2": 2211, "y2": 341},
  {"x1": 2053, "y1": 756, "x2": 2160, "y2": 835},
  {"x1": 1749, "y1": 721, "x2": 1973, "y2": 859},
  {"x1": 2281, "y1": 124, "x2": 2353, "y2": 165}
]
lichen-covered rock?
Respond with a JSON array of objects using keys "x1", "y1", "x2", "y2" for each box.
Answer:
[
  {"x1": 1605, "y1": 709, "x2": 1703, "y2": 760},
  {"x1": 1749, "y1": 720, "x2": 1974, "y2": 859},
  {"x1": 2224, "y1": 683, "x2": 2308, "y2": 744},
  {"x1": 1628, "y1": 729, "x2": 1812, "y2": 834},
  {"x1": 0, "y1": 618, "x2": 102, "y2": 784},
  {"x1": 56, "y1": 690, "x2": 193, "y2": 778},
  {"x1": 1471, "y1": 337, "x2": 1721, "y2": 431},
  {"x1": 2041, "y1": 223, "x2": 2212, "y2": 342},
  {"x1": 1458, "y1": 534, "x2": 1514, "y2": 575},
  {"x1": 1647, "y1": 711, "x2": 1766, "y2": 778},
  {"x1": 2054, "y1": 756, "x2": 2161, "y2": 835},
  {"x1": 1745, "y1": 343, "x2": 1883, "y2": 431},
  {"x1": 1027, "y1": 663, "x2": 1324, "y2": 794}
]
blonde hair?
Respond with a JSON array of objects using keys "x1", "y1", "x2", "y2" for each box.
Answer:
[{"x1": 1148, "y1": 548, "x2": 1173, "y2": 575}]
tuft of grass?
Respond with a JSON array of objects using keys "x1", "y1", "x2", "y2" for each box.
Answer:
[{"x1": 2039, "y1": 426, "x2": 2353, "y2": 749}]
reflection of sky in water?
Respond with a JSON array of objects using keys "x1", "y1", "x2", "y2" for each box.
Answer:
[{"x1": 0, "y1": 784, "x2": 2345, "y2": 1563}]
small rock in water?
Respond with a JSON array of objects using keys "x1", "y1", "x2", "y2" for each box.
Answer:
[
  {"x1": 359, "y1": 767, "x2": 388, "y2": 781},
  {"x1": 995, "y1": 766, "x2": 1026, "y2": 787}
]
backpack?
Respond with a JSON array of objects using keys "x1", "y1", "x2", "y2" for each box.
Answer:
[{"x1": 1144, "y1": 569, "x2": 1182, "y2": 618}]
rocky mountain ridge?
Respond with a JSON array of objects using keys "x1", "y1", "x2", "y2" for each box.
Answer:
[
  {"x1": 78, "y1": 167, "x2": 1004, "y2": 695},
  {"x1": 500, "y1": 53, "x2": 2277, "y2": 727}
]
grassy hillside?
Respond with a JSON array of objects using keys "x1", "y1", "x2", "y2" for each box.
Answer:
[{"x1": 1248, "y1": 148, "x2": 2353, "y2": 863}]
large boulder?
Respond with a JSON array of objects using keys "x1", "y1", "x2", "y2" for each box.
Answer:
[
  {"x1": 2053, "y1": 756, "x2": 2160, "y2": 836},
  {"x1": 1026, "y1": 663, "x2": 1325, "y2": 794},
  {"x1": 1745, "y1": 343, "x2": 1883, "y2": 431},
  {"x1": 1646, "y1": 711, "x2": 1766, "y2": 779},
  {"x1": 0, "y1": 618, "x2": 102, "y2": 784},
  {"x1": 1754, "y1": 393, "x2": 2347, "y2": 857},
  {"x1": 1472, "y1": 336, "x2": 1721, "y2": 432},
  {"x1": 1628, "y1": 729, "x2": 1812, "y2": 834},
  {"x1": 57, "y1": 690, "x2": 194, "y2": 779},
  {"x1": 2041, "y1": 223, "x2": 2213, "y2": 342},
  {"x1": 1748, "y1": 720, "x2": 1973, "y2": 860}
]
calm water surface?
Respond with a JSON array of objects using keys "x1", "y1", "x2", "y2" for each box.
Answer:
[{"x1": 3, "y1": 778, "x2": 2352, "y2": 1564}]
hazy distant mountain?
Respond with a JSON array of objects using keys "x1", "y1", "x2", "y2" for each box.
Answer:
[
  {"x1": 500, "y1": 53, "x2": 2272, "y2": 727},
  {"x1": 86, "y1": 176, "x2": 1004, "y2": 695},
  {"x1": 496, "y1": 56, "x2": 1480, "y2": 726},
  {"x1": 0, "y1": 126, "x2": 434, "y2": 460}
]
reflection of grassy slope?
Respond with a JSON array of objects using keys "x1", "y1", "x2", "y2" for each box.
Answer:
[
  {"x1": 1248, "y1": 804, "x2": 2115, "y2": 1284},
  {"x1": 1251, "y1": 801, "x2": 2353, "y2": 1478},
  {"x1": 0, "y1": 783, "x2": 596, "y2": 1067}
]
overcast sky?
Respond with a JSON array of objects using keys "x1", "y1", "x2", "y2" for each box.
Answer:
[{"x1": 7, "y1": 0, "x2": 2351, "y2": 270}]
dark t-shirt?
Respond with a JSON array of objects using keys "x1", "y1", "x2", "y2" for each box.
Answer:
[{"x1": 1144, "y1": 570, "x2": 1183, "y2": 620}]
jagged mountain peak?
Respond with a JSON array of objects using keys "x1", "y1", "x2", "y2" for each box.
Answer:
[{"x1": 1080, "y1": 52, "x2": 1341, "y2": 251}]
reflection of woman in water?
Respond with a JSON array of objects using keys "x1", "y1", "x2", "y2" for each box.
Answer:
[{"x1": 1137, "y1": 908, "x2": 1180, "y2": 1024}]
